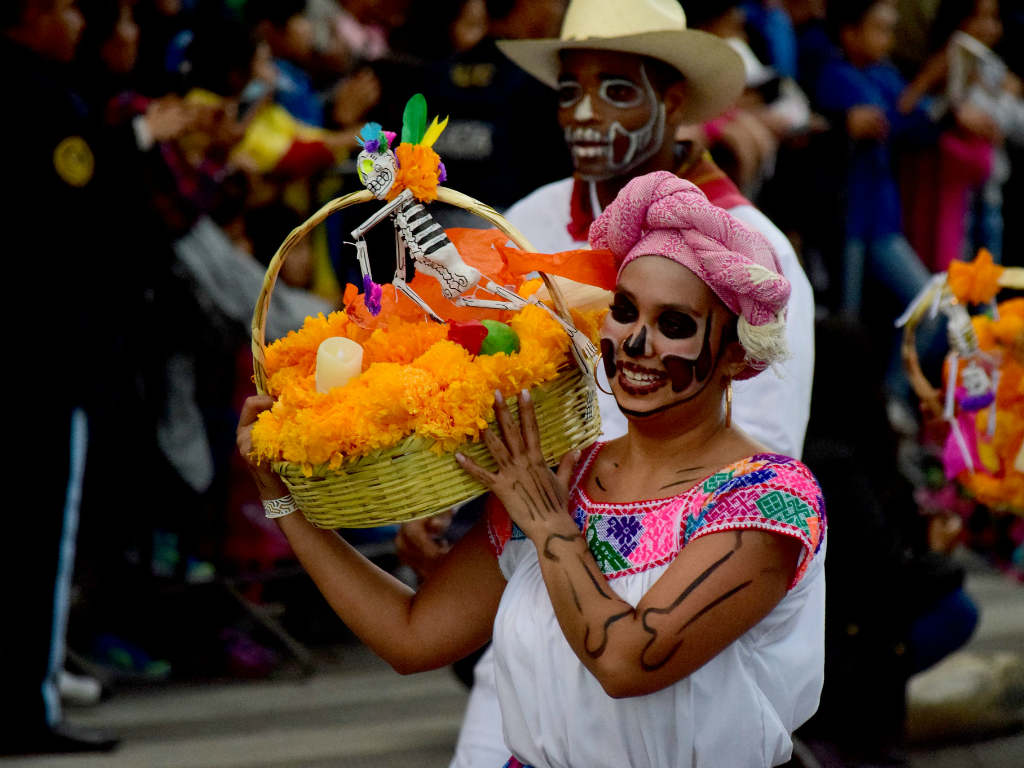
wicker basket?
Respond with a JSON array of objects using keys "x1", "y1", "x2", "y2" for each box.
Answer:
[
  {"x1": 251, "y1": 187, "x2": 601, "y2": 528},
  {"x1": 901, "y1": 267, "x2": 1024, "y2": 421}
]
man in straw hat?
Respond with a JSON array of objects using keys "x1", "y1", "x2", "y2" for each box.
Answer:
[
  {"x1": 394, "y1": 2, "x2": 817, "y2": 765},
  {"x1": 495, "y1": 0, "x2": 815, "y2": 453}
]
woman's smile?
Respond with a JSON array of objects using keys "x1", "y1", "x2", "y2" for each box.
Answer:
[{"x1": 617, "y1": 361, "x2": 668, "y2": 395}]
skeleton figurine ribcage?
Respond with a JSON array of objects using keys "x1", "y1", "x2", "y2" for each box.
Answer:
[
  {"x1": 349, "y1": 186, "x2": 598, "y2": 375},
  {"x1": 393, "y1": 198, "x2": 481, "y2": 299}
]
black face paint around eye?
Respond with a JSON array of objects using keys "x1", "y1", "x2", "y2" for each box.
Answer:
[
  {"x1": 623, "y1": 326, "x2": 646, "y2": 358},
  {"x1": 661, "y1": 314, "x2": 713, "y2": 392},
  {"x1": 609, "y1": 294, "x2": 637, "y2": 324},
  {"x1": 600, "y1": 338, "x2": 616, "y2": 379},
  {"x1": 658, "y1": 312, "x2": 698, "y2": 339}
]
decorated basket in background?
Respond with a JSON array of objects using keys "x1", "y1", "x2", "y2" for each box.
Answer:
[
  {"x1": 899, "y1": 250, "x2": 1024, "y2": 514},
  {"x1": 250, "y1": 187, "x2": 602, "y2": 529}
]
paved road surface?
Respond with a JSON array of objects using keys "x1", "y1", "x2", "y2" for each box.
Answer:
[{"x1": 6, "y1": 555, "x2": 1021, "y2": 767}]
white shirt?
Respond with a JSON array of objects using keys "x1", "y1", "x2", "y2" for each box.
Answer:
[{"x1": 490, "y1": 449, "x2": 827, "y2": 767}]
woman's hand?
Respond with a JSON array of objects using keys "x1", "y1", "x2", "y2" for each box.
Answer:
[
  {"x1": 456, "y1": 390, "x2": 580, "y2": 541},
  {"x1": 236, "y1": 394, "x2": 289, "y2": 500}
]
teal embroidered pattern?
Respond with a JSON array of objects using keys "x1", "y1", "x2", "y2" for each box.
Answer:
[
  {"x1": 587, "y1": 522, "x2": 631, "y2": 573},
  {"x1": 755, "y1": 490, "x2": 813, "y2": 537}
]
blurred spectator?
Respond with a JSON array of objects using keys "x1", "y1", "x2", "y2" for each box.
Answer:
[
  {"x1": 244, "y1": 0, "x2": 325, "y2": 126},
  {"x1": 335, "y1": 0, "x2": 411, "y2": 62},
  {"x1": 133, "y1": 0, "x2": 194, "y2": 93},
  {"x1": 812, "y1": 0, "x2": 951, "y2": 421},
  {"x1": 689, "y1": 1, "x2": 780, "y2": 195},
  {"x1": 900, "y1": 0, "x2": 1022, "y2": 268},
  {"x1": 243, "y1": 0, "x2": 380, "y2": 135},
  {"x1": 688, "y1": 0, "x2": 813, "y2": 198},
  {"x1": 370, "y1": 0, "x2": 571, "y2": 215},
  {"x1": 892, "y1": 0, "x2": 943, "y2": 76},
  {"x1": 816, "y1": 0, "x2": 938, "y2": 316},
  {"x1": 798, "y1": 315, "x2": 979, "y2": 767},
  {"x1": 784, "y1": 0, "x2": 832, "y2": 97},
  {"x1": 236, "y1": 2, "x2": 379, "y2": 304},
  {"x1": 66, "y1": 0, "x2": 231, "y2": 684},
  {"x1": 744, "y1": 0, "x2": 799, "y2": 78},
  {"x1": 3, "y1": 0, "x2": 124, "y2": 753}
]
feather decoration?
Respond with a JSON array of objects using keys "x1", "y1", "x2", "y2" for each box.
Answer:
[
  {"x1": 420, "y1": 115, "x2": 449, "y2": 148},
  {"x1": 401, "y1": 93, "x2": 428, "y2": 146},
  {"x1": 357, "y1": 122, "x2": 382, "y2": 147}
]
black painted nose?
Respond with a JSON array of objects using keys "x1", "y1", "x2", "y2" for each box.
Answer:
[{"x1": 623, "y1": 327, "x2": 646, "y2": 358}]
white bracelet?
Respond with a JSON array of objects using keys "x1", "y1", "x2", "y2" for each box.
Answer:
[{"x1": 262, "y1": 495, "x2": 298, "y2": 519}]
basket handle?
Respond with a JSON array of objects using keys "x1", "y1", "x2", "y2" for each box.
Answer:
[{"x1": 252, "y1": 186, "x2": 575, "y2": 395}]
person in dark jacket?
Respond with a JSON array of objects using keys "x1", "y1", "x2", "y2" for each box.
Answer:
[{"x1": 2, "y1": 0, "x2": 120, "y2": 755}]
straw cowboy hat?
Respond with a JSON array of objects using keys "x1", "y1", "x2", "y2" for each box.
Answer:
[{"x1": 497, "y1": 0, "x2": 745, "y2": 125}]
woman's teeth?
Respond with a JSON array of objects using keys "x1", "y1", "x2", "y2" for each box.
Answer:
[{"x1": 620, "y1": 366, "x2": 666, "y2": 390}]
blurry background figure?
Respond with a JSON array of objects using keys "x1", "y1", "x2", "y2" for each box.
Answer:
[
  {"x1": 900, "y1": 0, "x2": 1024, "y2": 271},
  {"x1": 4, "y1": 0, "x2": 118, "y2": 753},
  {"x1": 687, "y1": 0, "x2": 812, "y2": 198},
  {"x1": 797, "y1": 315, "x2": 979, "y2": 768},
  {"x1": 370, "y1": 0, "x2": 571, "y2": 221}
]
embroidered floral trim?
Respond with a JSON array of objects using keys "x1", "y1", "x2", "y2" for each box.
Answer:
[{"x1": 487, "y1": 447, "x2": 826, "y2": 587}]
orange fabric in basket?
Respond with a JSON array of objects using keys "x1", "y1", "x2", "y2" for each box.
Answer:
[
  {"x1": 345, "y1": 228, "x2": 617, "y2": 327},
  {"x1": 497, "y1": 243, "x2": 618, "y2": 291}
]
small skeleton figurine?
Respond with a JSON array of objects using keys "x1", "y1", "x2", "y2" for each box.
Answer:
[
  {"x1": 899, "y1": 276, "x2": 998, "y2": 476},
  {"x1": 350, "y1": 97, "x2": 597, "y2": 375}
]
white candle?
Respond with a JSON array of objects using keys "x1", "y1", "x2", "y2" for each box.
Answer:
[{"x1": 315, "y1": 337, "x2": 364, "y2": 393}]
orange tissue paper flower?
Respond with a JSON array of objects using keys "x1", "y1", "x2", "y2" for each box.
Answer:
[
  {"x1": 949, "y1": 249, "x2": 1003, "y2": 305},
  {"x1": 250, "y1": 298, "x2": 598, "y2": 474},
  {"x1": 389, "y1": 143, "x2": 443, "y2": 202}
]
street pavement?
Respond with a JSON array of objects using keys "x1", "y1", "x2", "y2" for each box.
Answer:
[{"x1": 5, "y1": 552, "x2": 1022, "y2": 768}]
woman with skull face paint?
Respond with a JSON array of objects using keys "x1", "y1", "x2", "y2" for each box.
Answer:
[
  {"x1": 236, "y1": 170, "x2": 826, "y2": 768},
  {"x1": 460, "y1": 170, "x2": 825, "y2": 767}
]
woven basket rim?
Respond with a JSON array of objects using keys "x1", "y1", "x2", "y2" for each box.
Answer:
[{"x1": 249, "y1": 186, "x2": 598, "y2": 484}]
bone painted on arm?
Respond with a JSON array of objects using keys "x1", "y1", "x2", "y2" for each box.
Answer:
[{"x1": 535, "y1": 529, "x2": 785, "y2": 696}]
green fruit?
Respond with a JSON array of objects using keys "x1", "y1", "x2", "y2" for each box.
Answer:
[{"x1": 479, "y1": 319, "x2": 520, "y2": 355}]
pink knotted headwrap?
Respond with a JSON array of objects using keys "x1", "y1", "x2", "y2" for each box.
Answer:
[{"x1": 589, "y1": 171, "x2": 790, "y2": 377}]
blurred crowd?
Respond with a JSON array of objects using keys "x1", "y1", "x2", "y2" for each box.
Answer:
[{"x1": 4, "y1": 0, "x2": 1024, "y2": 759}]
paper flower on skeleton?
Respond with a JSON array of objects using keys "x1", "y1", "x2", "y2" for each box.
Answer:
[
  {"x1": 355, "y1": 94, "x2": 448, "y2": 204},
  {"x1": 949, "y1": 248, "x2": 1003, "y2": 305}
]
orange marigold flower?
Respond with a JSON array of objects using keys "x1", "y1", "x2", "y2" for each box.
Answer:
[
  {"x1": 389, "y1": 143, "x2": 443, "y2": 203},
  {"x1": 251, "y1": 302, "x2": 578, "y2": 468},
  {"x1": 948, "y1": 248, "x2": 1003, "y2": 305}
]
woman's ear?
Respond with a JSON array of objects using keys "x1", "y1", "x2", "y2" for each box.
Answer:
[{"x1": 720, "y1": 339, "x2": 748, "y2": 379}]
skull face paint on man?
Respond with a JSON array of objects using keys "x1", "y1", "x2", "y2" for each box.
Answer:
[
  {"x1": 557, "y1": 49, "x2": 667, "y2": 182},
  {"x1": 601, "y1": 256, "x2": 736, "y2": 419}
]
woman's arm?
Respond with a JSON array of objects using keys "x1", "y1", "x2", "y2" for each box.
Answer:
[
  {"x1": 533, "y1": 525, "x2": 800, "y2": 698},
  {"x1": 457, "y1": 391, "x2": 800, "y2": 698},
  {"x1": 238, "y1": 396, "x2": 505, "y2": 674}
]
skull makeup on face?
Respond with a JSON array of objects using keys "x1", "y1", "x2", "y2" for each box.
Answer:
[
  {"x1": 357, "y1": 149, "x2": 397, "y2": 199},
  {"x1": 558, "y1": 53, "x2": 667, "y2": 181},
  {"x1": 599, "y1": 258, "x2": 737, "y2": 419}
]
